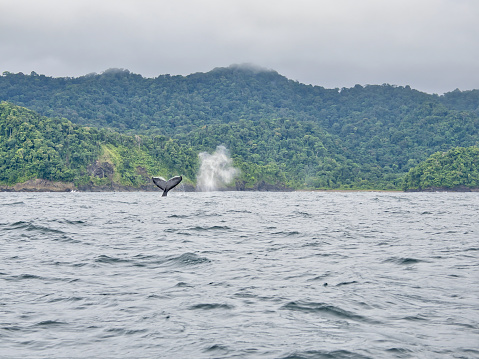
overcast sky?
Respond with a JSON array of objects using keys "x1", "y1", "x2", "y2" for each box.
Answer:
[{"x1": 1, "y1": 0, "x2": 478, "y2": 94}]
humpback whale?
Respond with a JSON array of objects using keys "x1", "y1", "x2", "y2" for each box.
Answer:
[{"x1": 152, "y1": 176, "x2": 182, "y2": 196}]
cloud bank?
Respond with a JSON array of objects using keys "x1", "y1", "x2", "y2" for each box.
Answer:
[{"x1": 1, "y1": 0, "x2": 478, "y2": 93}]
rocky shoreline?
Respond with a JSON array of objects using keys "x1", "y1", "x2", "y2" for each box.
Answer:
[
  {"x1": 0, "y1": 179, "x2": 75, "y2": 192},
  {"x1": 3, "y1": 179, "x2": 476, "y2": 193},
  {"x1": 405, "y1": 186, "x2": 479, "y2": 192},
  {"x1": 0, "y1": 179, "x2": 292, "y2": 192}
]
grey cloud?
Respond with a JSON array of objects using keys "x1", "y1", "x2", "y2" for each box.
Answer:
[{"x1": 0, "y1": 0, "x2": 478, "y2": 93}]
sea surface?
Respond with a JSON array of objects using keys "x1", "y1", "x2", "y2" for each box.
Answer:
[{"x1": 1, "y1": 191, "x2": 478, "y2": 359}]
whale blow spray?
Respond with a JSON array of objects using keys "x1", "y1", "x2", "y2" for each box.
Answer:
[{"x1": 197, "y1": 145, "x2": 239, "y2": 191}]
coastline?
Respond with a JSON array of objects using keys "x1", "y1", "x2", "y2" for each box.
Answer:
[{"x1": 1, "y1": 179, "x2": 478, "y2": 193}]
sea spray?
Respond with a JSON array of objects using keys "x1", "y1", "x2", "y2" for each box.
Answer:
[{"x1": 197, "y1": 145, "x2": 239, "y2": 191}]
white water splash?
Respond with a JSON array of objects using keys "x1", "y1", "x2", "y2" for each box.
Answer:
[{"x1": 196, "y1": 145, "x2": 239, "y2": 191}]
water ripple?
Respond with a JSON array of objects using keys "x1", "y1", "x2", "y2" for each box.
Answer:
[{"x1": 0, "y1": 191, "x2": 478, "y2": 358}]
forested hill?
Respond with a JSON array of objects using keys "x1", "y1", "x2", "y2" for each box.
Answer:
[
  {"x1": 1, "y1": 66, "x2": 476, "y2": 136},
  {"x1": 0, "y1": 101, "x2": 374, "y2": 190},
  {"x1": 0, "y1": 101, "x2": 197, "y2": 189},
  {"x1": 403, "y1": 147, "x2": 479, "y2": 191},
  {"x1": 1, "y1": 65, "x2": 479, "y2": 190}
]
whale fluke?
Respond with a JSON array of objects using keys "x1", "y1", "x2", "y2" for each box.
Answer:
[{"x1": 152, "y1": 176, "x2": 183, "y2": 196}]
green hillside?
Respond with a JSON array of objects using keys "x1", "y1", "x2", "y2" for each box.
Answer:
[
  {"x1": 0, "y1": 102, "x2": 348, "y2": 190},
  {"x1": 176, "y1": 118, "x2": 399, "y2": 189},
  {"x1": 1, "y1": 66, "x2": 479, "y2": 191},
  {"x1": 0, "y1": 67, "x2": 440, "y2": 139},
  {"x1": 0, "y1": 102, "x2": 197, "y2": 190},
  {"x1": 1, "y1": 102, "x2": 381, "y2": 190},
  {"x1": 2, "y1": 67, "x2": 479, "y2": 170},
  {"x1": 403, "y1": 147, "x2": 479, "y2": 191},
  {"x1": 0, "y1": 101, "x2": 100, "y2": 184}
]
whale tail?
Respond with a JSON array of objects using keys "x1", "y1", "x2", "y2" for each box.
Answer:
[{"x1": 152, "y1": 176, "x2": 183, "y2": 196}]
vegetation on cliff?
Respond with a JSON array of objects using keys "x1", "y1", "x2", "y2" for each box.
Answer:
[
  {"x1": 0, "y1": 102, "x2": 371, "y2": 190},
  {"x1": 0, "y1": 102, "x2": 195, "y2": 189},
  {"x1": 403, "y1": 147, "x2": 479, "y2": 191},
  {"x1": 0, "y1": 102, "x2": 100, "y2": 184}
]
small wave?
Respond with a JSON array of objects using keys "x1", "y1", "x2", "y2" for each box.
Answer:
[
  {"x1": 53, "y1": 235, "x2": 81, "y2": 243},
  {"x1": 336, "y1": 280, "x2": 358, "y2": 286},
  {"x1": 168, "y1": 253, "x2": 210, "y2": 266},
  {"x1": 308, "y1": 272, "x2": 331, "y2": 281},
  {"x1": 165, "y1": 226, "x2": 230, "y2": 234},
  {"x1": 194, "y1": 210, "x2": 221, "y2": 217},
  {"x1": 96, "y1": 253, "x2": 211, "y2": 267},
  {"x1": 175, "y1": 282, "x2": 192, "y2": 287},
  {"x1": 461, "y1": 349, "x2": 479, "y2": 357},
  {"x1": 402, "y1": 314, "x2": 428, "y2": 321},
  {"x1": 281, "y1": 349, "x2": 370, "y2": 359},
  {"x1": 272, "y1": 231, "x2": 301, "y2": 236},
  {"x1": 164, "y1": 228, "x2": 192, "y2": 235},
  {"x1": 384, "y1": 257, "x2": 427, "y2": 265},
  {"x1": 187, "y1": 225, "x2": 231, "y2": 231},
  {"x1": 71, "y1": 262, "x2": 87, "y2": 268},
  {"x1": 293, "y1": 211, "x2": 312, "y2": 218},
  {"x1": 95, "y1": 255, "x2": 131, "y2": 264},
  {"x1": 302, "y1": 241, "x2": 323, "y2": 247},
  {"x1": 204, "y1": 344, "x2": 230, "y2": 352},
  {"x1": 4, "y1": 273, "x2": 79, "y2": 283},
  {"x1": 132, "y1": 254, "x2": 157, "y2": 261},
  {"x1": 189, "y1": 303, "x2": 234, "y2": 310},
  {"x1": 104, "y1": 328, "x2": 148, "y2": 335},
  {"x1": 34, "y1": 320, "x2": 68, "y2": 327},
  {"x1": 385, "y1": 347, "x2": 414, "y2": 356},
  {"x1": 167, "y1": 214, "x2": 189, "y2": 218},
  {"x1": 2, "y1": 221, "x2": 30, "y2": 230},
  {"x1": 47, "y1": 296, "x2": 84, "y2": 303},
  {"x1": 1, "y1": 325, "x2": 22, "y2": 332},
  {"x1": 20, "y1": 273, "x2": 43, "y2": 279},
  {"x1": 0, "y1": 201, "x2": 25, "y2": 206},
  {"x1": 2, "y1": 221, "x2": 66, "y2": 236},
  {"x1": 281, "y1": 301, "x2": 375, "y2": 323},
  {"x1": 3, "y1": 273, "x2": 44, "y2": 281},
  {"x1": 61, "y1": 219, "x2": 87, "y2": 225}
]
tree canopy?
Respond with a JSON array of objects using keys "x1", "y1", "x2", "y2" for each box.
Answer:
[
  {"x1": 403, "y1": 147, "x2": 479, "y2": 191},
  {"x1": 1, "y1": 66, "x2": 479, "y2": 191}
]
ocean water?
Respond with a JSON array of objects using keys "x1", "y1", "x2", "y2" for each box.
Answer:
[{"x1": 1, "y1": 191, "x2": 478, "y2": 359}]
